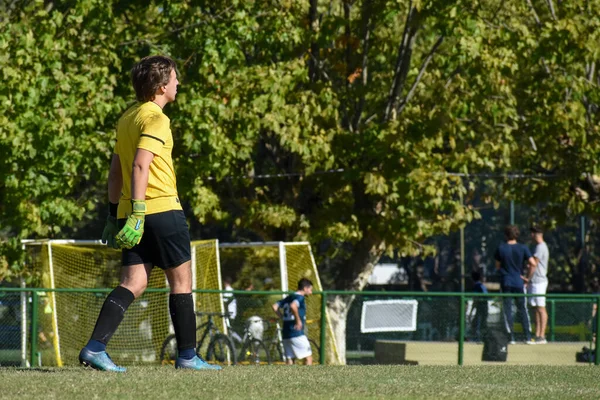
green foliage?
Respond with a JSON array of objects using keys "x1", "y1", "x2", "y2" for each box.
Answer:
[{"x1": 1, "y1": 1, "x2": 599, "y2": 290}]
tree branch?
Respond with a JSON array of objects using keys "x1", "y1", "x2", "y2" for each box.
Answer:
[
  {"x1": 118, "y1": 6, "x2": 235, "y2": 46},
  {"x1": 586, "y1": 61, "x2": 596, "y2": 82},
  {"x1": 342, "y1": 0, "x2": 354, "y2": 132},
  {"x1": 384, "y1": 3, "x2": 419, "y2": 122},
  {"x1": 444, "y1": 66, "x2": 462, "y2": 89},
  {"x1": 351, "y1": 0, "x2": 373, "y2": 132},
  {"x1": 397, "y1": 35, "x2": 444, "y2": 115},
  {"x1": 526, "y1": 0, "x2": 542, "y2": 26},
  {"x1": 308, "y1": 0, "x2": 319, "y2": 82},
  {"x1": 546, "y1": 0, "x2": 557, "y2": 20}
]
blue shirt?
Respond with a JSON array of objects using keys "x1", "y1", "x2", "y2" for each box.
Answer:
[
  {"x1": 473, "y1": 281, "x2": 488, "y2": 294},
  {"x1": 277, "y1": 293, "x2": 306, "y2": 339},
  {"x1": 495, "y1": 242, "x2": 532, "y2": 288}
]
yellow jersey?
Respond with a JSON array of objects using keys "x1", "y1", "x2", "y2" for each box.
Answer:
[{"x1": 114, "y1": 101, "x2": 182, "y2": 218}]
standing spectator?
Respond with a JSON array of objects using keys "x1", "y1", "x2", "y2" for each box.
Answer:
[
  {"x1": 222, "y1": 276, "x2": 237, "y2": 320},
  {"x1": 471, "y1": 248, "x2": 487, "y2": 282},
  {"x1": 494, "y1": 225, "x2": 536, "y2": 344},
  {"x1": 222, "y1": 276, "x2": 244, "y2": 344},
  {"x1": 272, "y1": 278, "x2": 313, "y2": 365},
  {"x1": 527, "y1": 226, "x2": 549, "y2": 344},
  {"x1": 469, "y1": 270, "x2": 488, "y2": 342}
]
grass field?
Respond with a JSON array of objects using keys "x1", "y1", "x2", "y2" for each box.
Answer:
[
  {"x1": 348, "y1": 341, "x2": 594, "y2": 365},
  {"x1": 1, "y1": 365, "x2": 600, "y2": 400}
]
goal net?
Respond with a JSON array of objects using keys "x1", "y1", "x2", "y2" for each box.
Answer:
[
  {"x1": 218, "y1": 242, "x2": 341, "y2": 364},
  {"x1": 23, "y1": 240, "x2": 340, "y2": 365}
]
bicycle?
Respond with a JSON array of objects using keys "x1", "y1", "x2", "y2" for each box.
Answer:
[
  {"x1": 266, "y1": 318, "x2": 321, "y2": 364},
  {"x1": 226, "y1": 315, "x2": 270, "y2": 365},
  {"x1": 159, "y1": 311, "x2": 236, "y2": 367}
]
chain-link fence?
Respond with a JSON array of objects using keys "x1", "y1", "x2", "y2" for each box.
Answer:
[
  {"x1": 345, "y1": 291, "x2": 599, "y2": 366},
  {"x1": 0, "y1": 290, "x2": 25, "y2": 366},
  {"x1": 1, "y1": 288, "x2": 599, "y2": 367},
  {"x1": 405, "y1": 198, "x2": 596, "y2": 295}
]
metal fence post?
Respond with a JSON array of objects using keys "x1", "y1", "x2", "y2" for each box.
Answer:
[
  {"x1": 320, "y1": 291, "x2": 327, "y2": 365},
  {"x1": 458, "y1": 293, "x2": 465, "y2": 366},
  {"x1": 30, "y1": 290, "x2": 39, "y2": 368},
  {"x1": 549, "y1": 300, "x2": 555, "y2": 342},
  {"x1": 595, "y1": 295, "x2": 600, "y2": 366}
]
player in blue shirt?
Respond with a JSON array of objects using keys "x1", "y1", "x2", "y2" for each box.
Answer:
[
  {"x1": 272, "y1": 278, "x2": 313, "y2": 365},
  {"x1": 495, "y1": 225, "x2": 536, "y2": 344}
]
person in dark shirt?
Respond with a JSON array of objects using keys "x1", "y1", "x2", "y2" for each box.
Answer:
[
  {"x1": 495, "y1": 225, "x2": 536, "y2": 344},
  {"x1": 470, "y1": 270, "x2": 488, "y2": 342},
  {"x1": 272, "y1": 278, "x2": 313, "y2": 365}
]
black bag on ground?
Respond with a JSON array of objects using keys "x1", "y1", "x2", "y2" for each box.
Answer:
[
  {"x1": 482, "y1": 329, "x2": 509, "y2": 362},
  {"x1": 576, "y1": 346, "x2": 595, "y2": 363}
]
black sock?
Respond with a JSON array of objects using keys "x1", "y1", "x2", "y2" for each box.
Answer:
[
  {"x1": 89, "y1": 286, "x2": 135, "y2": 346},
  {"x1": 169, "y1": 293, "x2": 196, "y2": 359}
]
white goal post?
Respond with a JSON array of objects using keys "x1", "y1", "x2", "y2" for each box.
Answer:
[{"x1": 20, "y1": 239, "x2": 341, "y2": 365}]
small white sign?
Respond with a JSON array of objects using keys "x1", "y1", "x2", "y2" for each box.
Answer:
[{"x1": 360, "y1": 299, "x2": 418, "y2": 333}]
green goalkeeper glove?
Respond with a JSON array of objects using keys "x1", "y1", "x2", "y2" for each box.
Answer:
[
  {"x1": 115, "y1": 200, "x2": 146, "y2": 249},
  {"x1": 101, "y1": 203, "x2": 120, "y2": 249}
]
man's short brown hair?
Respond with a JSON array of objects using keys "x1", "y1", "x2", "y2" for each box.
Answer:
[
  {"x1": 131, "y1": 55, "x2": 177, "y2": 102},
  {"x1": 297, "y1": 278, "x2": 313, "y2": 291},
  {"x1": 530, "y1": 225, "x2": 543, "y2": 234},
  {"x1": 504, "y1": 225, "x2": 519, "y2": 241}
]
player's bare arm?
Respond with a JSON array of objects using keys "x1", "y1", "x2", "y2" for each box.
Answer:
[
  {"x1": 131, "y1": 148, "x2": 154, "y2": 200},
  {"x1": 272, "y1": 303, "x2": 282, "y2": 318},
  {"x1": 115, "y1": 148, "x2": 154, "y2": 249},
  {"x1": 523, "y1": 257, "x2": 537, "y2": 283}
]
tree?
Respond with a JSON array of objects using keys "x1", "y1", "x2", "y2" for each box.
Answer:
[
  {"x1": 0, "y1": 1, "x2": 133, "y2": 279},
  {"x1": 168, "y1": 0, "x2": 600, "y2": 362},
  {"x1": 2, "y1": 1, "x2": 599, "y2": 364}
]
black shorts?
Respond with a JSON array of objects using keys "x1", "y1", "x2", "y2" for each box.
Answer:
[{"x1": 119, "y1": 210, "x2": 191, "y2": 269}]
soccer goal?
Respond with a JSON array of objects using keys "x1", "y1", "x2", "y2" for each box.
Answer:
[{"x1": 22, "y1": 239, "x2": 340, "y2": 366}]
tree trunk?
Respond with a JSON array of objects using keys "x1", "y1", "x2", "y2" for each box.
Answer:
[
  {"x1": 326, "y1": 293, "x2": 354, "y2": 364},
  {"x1": 326, "y1": 234, "x2": 386, "y2": 364}
]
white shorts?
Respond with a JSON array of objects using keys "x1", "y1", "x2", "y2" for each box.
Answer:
[
  {"x1": 283, "y1": 336, "x2": 312, "y2": 360},
  {"x1": 528, "y1": 282, "x2": 548, "y2": 307}
]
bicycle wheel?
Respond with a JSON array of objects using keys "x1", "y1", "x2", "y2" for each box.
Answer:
[
  {"x1": 240, "y1": 339, "x2": 270, "y2": 365},
  {"x1": 309, "y1": 338, "x2": 321, "y2": 364},
  {"x1": 159, "y1": 334, "x2": 178, "y2": 366},
  {"x1": 206, "y1": 333, "x2": 237, "y2": 366},
  {"x1": 268, "y1": 341, "x2": 285, "y2": 364}
]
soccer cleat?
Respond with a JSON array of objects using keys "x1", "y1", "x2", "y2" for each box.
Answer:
[
  {"x1": 79, "y1": 348, "x2": 126, "y2": 372},
  {"x1": 175, "y1": 355, "x2": 222, "y2": 370},
  {"x1": 525, "y1": 338, "x2": 536, "y2": 345}
]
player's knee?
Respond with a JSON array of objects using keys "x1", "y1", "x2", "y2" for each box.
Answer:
[
  {"x1": 121, "y1": 282, "x2": 147, "y2": 299},
  {"x1": 132, "y1": 287, "x2": 147, "y2": 299}
]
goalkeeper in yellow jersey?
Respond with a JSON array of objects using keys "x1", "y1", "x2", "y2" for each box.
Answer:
[{"x1": 79, "y1": 55, "x2": 220, "y2": 372}]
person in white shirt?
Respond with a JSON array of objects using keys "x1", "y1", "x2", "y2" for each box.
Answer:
[
  {"x1": 222, "y1": 276, "x2": 237, "y2": 320},
  {"x1": 527, "y1": 226, "x2": 549, "y2": 344}
]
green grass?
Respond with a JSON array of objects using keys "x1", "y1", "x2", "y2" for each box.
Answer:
[
  {"x1": 1, "y1": 365, "x2": 600, "y2": 399},
  {"x1": 349, "y1": 341, "x2": 593, "y2": 365}
]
